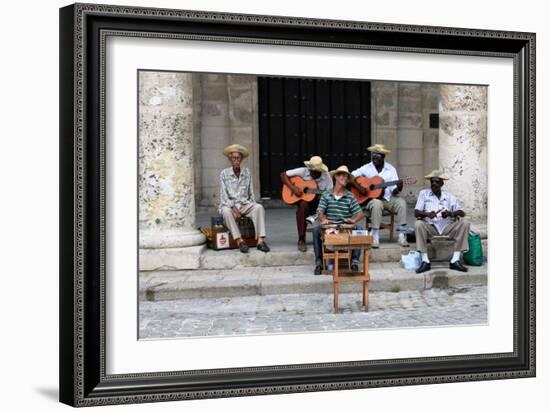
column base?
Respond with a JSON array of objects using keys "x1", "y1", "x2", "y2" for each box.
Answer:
[
  {"x1": 140, "y1": 229, "x2": 206, "y2": 249},
  {"x1": 139, "y1": 244, "x2": 206, "y2": 271}
]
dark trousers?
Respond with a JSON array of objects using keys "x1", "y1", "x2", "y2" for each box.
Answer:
[
  {"x1": 295, "y1": 198, "x2": 319, "y2": 240},
  {"x1": 312, "y1": 225, "x2": 362, "y2": 266}
]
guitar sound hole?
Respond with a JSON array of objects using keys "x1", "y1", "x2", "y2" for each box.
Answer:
[{"x1": 369, "y1": 185, "x2": 375, "y2": 190}]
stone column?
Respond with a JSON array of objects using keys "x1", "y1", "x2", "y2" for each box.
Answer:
[
  {"x1": 139, "y1": 71, "x2": 205, "y2": 270},
  {"x1": 439, "y1": 85, "x2": 488, "y2": 223},
  {"x1": 192, "y1": 75, "x2": 203, "y2": 206}
]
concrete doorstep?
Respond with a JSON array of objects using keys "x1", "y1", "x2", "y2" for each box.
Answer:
[
  {"x1": 139, "y1": 262, "x2": 487, "y2": 302},
  {"x1": 140, "y1": 240, "x2": 488, "y2": 271}
]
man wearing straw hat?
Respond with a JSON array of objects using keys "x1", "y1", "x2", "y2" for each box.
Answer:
[
  {"x1": 414, "y1": 170, "x2": 470, "y2": 273},
  {"x1": 351, "y1": 143, "x2": 408, "y2": 248},
  {"x1": 280, "y1": 156, "x2": 333, "y2": 252},
  {"x1": 219, "y1": 144, "x2": 270, "y2": 253},
  {"x1": 312, "y1": 165, "x2": 365, "y2": 275}
]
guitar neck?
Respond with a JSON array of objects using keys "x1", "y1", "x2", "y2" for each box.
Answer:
[
  {"x1": 304, "y1": 188, "x2": 325, "y2": 194},
  {"x1": 372, "y1": 179, "x2": 403, "y2": 189}
]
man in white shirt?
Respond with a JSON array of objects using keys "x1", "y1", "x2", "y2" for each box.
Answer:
[
  {"x1": 280, "y1": 156, "x2": 333, "y2": 252},
  {"x1": 351, "y1": 144, "x2": 408, "y2": 248},
  {"x1": 414, "y1": 169, "x2": 470, "y2": 273}
]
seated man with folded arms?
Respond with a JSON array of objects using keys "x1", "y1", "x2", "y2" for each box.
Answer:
[
  {"x1": 414, "y1": 170, "x2": 470, "y2": 274},
  {"x1": 312, "y1": 166, "x2": 365, "y2": 275},
  {"x1": 218, "y1": 144, "x2": 270, "y2": 254},
  {"x1": 280, "y1": 155, "x2": 333, "y2": 252}
]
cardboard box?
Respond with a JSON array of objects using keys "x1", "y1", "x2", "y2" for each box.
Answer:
[
  {"x1": 324, "y1": 233, "x2": 350, "y2": 245},
  {"x1": 349, "y1": 235, "x2": 373, "y2": 245},
  {"x1": 200, "y1": 227, "x2": 257, "y2": 251}
]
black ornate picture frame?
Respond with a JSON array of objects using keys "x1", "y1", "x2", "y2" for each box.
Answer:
[{"x1": 59, "y1": 3, "x2": 535, "y2": 407}]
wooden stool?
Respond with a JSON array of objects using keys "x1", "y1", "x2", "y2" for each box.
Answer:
[
  {"x1": 321, "y1": 230, "x2": 351, "y2": 274},
  {"x1": 322, "y1": 232, "x2": 372, "y2": 312}
]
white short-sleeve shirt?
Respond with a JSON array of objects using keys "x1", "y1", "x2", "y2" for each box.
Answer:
[
  {"x1": 415, "y1": 189, "x2": 462, "y2": 234},
  {"x1": 351, "y1": 162, "x2": 399, "y2": 201}
]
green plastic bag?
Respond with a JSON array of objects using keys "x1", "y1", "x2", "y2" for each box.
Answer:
[{"x1": 463, "y1": 231, "x2": 483, "y2": 266}]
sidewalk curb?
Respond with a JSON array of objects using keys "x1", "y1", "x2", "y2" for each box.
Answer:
[{"x1": 140, "y1": 264, "x2": 487, "y2": 302}]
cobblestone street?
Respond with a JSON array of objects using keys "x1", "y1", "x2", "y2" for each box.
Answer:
[{"x1": 139, "y1": 286, "x2": 487, "y2": 339}]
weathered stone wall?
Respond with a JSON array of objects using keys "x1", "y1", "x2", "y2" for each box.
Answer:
[
  {"x1": 421, "y1": 84, "x2": 440, "y2": 184},
  {"x1": 196, "y1": 74, "x2": 259, "y2": 208},
  {"x1": 371, "y1": 81, "x2": 441, "y2": 205},
  {"x1": 396, "y1": 83, "x2": 425, "y2": 204},
  {"x1": 147, "y1": 76, "x2": 485, "y2": 221},
  {"x1": 439, "y1": 85, "x2": 488, "y2": 223},
  {"x1": 227, "y1": 75, "x2": 260, "y2": 202},
  {"x1": 197, "y1": 74, "x2": 230, "y2": 207},
  {"x1": 371, "y1": 81, "x2": 398, "y2": 165}
]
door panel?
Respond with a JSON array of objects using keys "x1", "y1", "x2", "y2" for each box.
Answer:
[{"x1": 258, "y1": 77, "x2": 371, "y2": 198}]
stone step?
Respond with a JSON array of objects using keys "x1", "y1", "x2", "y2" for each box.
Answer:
[
  {"x1": 199, "y1": 239, "x2": 488, "y2": 269},
  {"x1": 140, "y1": 239, "x2": 488, "y2": 271},
  {"x1": 140, "y1": 263, "x2": 487, "y2": 302}
]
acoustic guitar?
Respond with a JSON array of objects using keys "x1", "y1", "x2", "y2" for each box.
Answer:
[
  {"x1": 351, "y1": 176, "x2": 417, "y2": 204},
  {"x1": 282, "y1": 176, "x2": 327, "y2": 205}
]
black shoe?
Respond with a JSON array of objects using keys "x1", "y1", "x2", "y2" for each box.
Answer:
[
  {"x1": 351, "y1": 263, "x2": 359, "y2": 273},
  {"x1": 257, "y1": 241, "x2": 270, "y2": 253},
  {"x1": 449, "y1": 260, "x2": 468, "y2": 272},
  {"x1": 238, "y1": 242, "x2": 249, "y2": 253},
  {"x1": 297, "y1": 240, "x2": 307, "y2": 252},
  {"x1": 314, "y1": 265, "x2": 323, "y2": 275},
  {"x1": 416, "y1": 261, "x2": 431, "y2": 274}
]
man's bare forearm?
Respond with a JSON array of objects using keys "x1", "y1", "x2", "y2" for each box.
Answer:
[{"x1": 347, "y1": 211, "x2": 365, "y2": 224}]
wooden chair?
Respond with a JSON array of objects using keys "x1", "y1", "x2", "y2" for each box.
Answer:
[{"x1": 365, "y1": 208, "x2": 396, "y2": 241}]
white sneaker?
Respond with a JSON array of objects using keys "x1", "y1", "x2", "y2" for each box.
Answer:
[
  {"x1": 372, "y1": 238, "x2": 380, "y2": 248},
  {"x1": 306, "y1": 215, "x2": 318, "y2": 225},
  {"x1": 398, "y1": 232, "x2": 409, "y2": 247}
]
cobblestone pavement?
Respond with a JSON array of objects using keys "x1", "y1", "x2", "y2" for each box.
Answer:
[{"x1": 139, "y1": 286, "x2": 487, "y2": 339}]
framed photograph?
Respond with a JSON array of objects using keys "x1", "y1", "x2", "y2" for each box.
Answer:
[{"x1": 59, "y1": 2, "x2": 535, "y2": 407}]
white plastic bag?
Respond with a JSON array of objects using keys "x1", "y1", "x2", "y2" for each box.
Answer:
[{"x1": 401, "y1": 251, "x2": 421, "y2": 271}]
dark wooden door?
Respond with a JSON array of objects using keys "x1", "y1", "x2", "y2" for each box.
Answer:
[{"x1": 258, "y1": 77, "x2": 371, "y2": 198}]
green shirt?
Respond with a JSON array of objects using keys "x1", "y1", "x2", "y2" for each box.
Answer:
[{"x1": 317, "y1": 189, "x2": 362, "y2": 224}]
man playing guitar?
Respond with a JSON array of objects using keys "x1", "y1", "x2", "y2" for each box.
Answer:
[
  {"x1": 280, "y1": 156, "x2": 333, "y2": 252},
  {"x1": 350, "y1": 144, "x2": 409, "y2": 248}
]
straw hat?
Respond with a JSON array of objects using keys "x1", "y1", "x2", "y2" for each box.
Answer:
[
  {"x1": 222, "y1": 144, "x2": 249, "y2": 159},
  {"x1": 303, "y1": 155, "x2": 328, "y2": 173},
  {"x1": 424, "y1": 169, "x2": 449, "y2": 180},
  {"x1": 329, "y1": 165, "x2": 353, "y2": 179},
  {"x1": 367, "y1": 143, "x2": 392, "y2": 155}
]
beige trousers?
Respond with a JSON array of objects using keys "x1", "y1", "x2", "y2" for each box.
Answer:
[
  {"x1": 414, "y1": 218, "x2": 470, "y2": 253},
  {"x1": 220, "y1": 203, "x2": 266, "y2": 240},
  {"x1": 364, "y1": 196, "x2": 407, "y2": 228}
]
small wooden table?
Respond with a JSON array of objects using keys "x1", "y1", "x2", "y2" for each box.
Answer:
[{"x1": 322, "y1": 234, "x2": 372, "y2": 312}]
